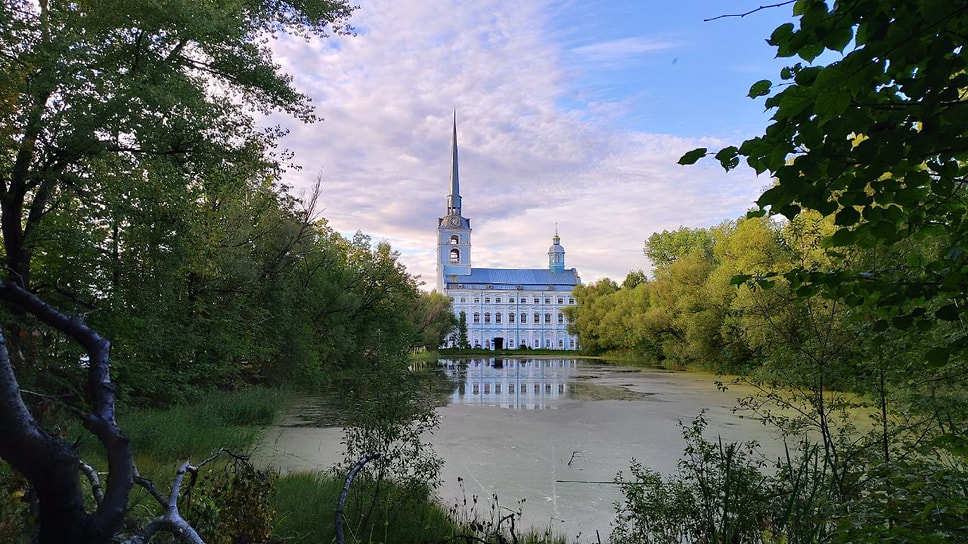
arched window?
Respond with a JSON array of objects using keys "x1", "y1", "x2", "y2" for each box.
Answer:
[
  {"x1": 473, "y1": 312, "x2": 480, "y2": 324},
  {"x1": 496, "y1": 312, "x2": 502, "y2": 323},
  {"x1": 558, "y1": 313, "x2": 564, "y2": 324},
  {"x1": 484, "y1": 312, "x2": 491, "y2": 323},
  {"x1": 544, "y1": 313, "x2": 551, "y2": 323},
  {"x1": 509, "y1": 313, "x2": 515, "y2": 323},
  {"x1": 534, "y1": 313, "x2": 540, "y2": 324},
  {"x1": 450, "y1": 234, "x2": 459, "y2": 244},
  {"x1": 449, "y1": 248, "x2": 460, "y2": 263},
  {"x1": 520, "y1": 313, "x2": 527, "y2": 323}
]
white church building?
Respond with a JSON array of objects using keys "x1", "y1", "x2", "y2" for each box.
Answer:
[{"x1": 436, "y1": 119, "x2": 581, "y2": 350}]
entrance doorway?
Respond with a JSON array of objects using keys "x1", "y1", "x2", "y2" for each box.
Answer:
[{"x1": 493, "y1": 337, "x2": 505, "y2": 350}]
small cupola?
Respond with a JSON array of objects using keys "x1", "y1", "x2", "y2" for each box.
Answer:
[{"x1": 548, "y1": 231, "x2": 565, "y2": 273}]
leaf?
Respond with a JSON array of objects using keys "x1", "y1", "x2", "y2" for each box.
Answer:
[
  {"x1": 824, "y1": 25, "x2": 853, "y2": 52},
  {"x1": 936, "y1": 304, "x2": 960, "y2": 321},
  {"x1": 678, "y1": 148, "x2": 707, "y2": 165},
  {"x1": 730, "y1": 274, "x2": 752, "y2": 286},
  {"x1": 775, "y1": 87, "x2": 816, "y2": 120},
  {"x1": 926, "y1": 347, "x2": 949, "y2": 367},
  {"x1": 834, "y1": 206, "x2": 860, "y2": 226},
  {"x1": 748, "y1": 79, "x2": 772, "y2": 98},
  {"x1": 828, "y1": 228, "x2": 857, "y2": 246},
  {"x1": 714, "y1": 146, "x2": 740, "y2": 171},
  {"x1": 814, "y1": 89, "x2": 851, "y2": 122},
  {"x1": 799, "y1": 43, "x2": 824, "y2": 63},
  {"x1": 769, "y1": 23, "x2": 796, "y2": 54},
  {"x1": 891, "y1": 314, "x2": 913, "y2": 329}
]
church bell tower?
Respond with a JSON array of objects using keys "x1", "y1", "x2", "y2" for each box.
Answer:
[{"x1": 437, "y1": 114, "x2": 471, "y2": 291}]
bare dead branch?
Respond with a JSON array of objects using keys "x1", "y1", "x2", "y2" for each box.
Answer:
[
  {"x1": 0, "y1": 281, "x2": 134, "y2": 542},
  {"x1": 705, "y1": 1, "x2": 795, "y2": 21},
  {"x1": 336, "y1": 452, "x2": 381, "y2": 544},
  {"x1": 80, "y1": 461, "x2": 104, "y2": 505},
  {"x1": 133, "y1": 476, "x2": 168, "y2": 509},
  {"x1": 125, "y1": 461, "x2": 206, "y2": 544}
]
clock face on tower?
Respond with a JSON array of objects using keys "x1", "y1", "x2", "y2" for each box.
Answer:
[{"x1": 448, "y1": 216, "x2": 461, "y2": 227}]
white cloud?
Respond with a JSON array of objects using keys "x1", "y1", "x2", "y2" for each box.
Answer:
[
  {"x1": 571, "y1": 36, "x2": 678, "y2": 63},
  {"x1": 263, "y1": 0, "x2": 768, "y2": 289}
]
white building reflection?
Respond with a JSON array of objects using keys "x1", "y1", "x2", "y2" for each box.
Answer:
[{"x1": 440, "y1": 358, "x2": 575, "y2": 409}]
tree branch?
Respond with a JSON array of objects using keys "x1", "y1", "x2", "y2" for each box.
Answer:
[
  {"x1": 335, "y1": 452, "x2": 381, "y2": 544},
  {"x1": 0, "y1": 281, "x2": 134, "y2": 542},
  {"x1": 705, "y1": 1, "x2": 795, "y2": 22}
]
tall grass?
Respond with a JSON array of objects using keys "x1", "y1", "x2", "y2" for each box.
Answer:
[
  {"x1": 272, "y1": 472, "x2": 570, "y2": 544},
  {"x1": 272, "y1": 472, "x2": 458, "y2": 544},
  {"x1": 120, "y1": 387, "x2": 285, "y2": 461},
  {"x1": 70, "y1": 386, "x2": 287, "y2": 475}
]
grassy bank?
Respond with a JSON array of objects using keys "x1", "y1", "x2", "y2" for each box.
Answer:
[
  {"x1": 438, "y1": 347, "x2": 665, "y2": 368},
  {"x1": 38, "y1": 383, "x2": 571, "y2": 543}
]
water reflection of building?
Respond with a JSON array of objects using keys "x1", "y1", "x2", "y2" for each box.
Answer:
[{"x1": 440, "y1": 358, "x2": 574, "y2": 409}]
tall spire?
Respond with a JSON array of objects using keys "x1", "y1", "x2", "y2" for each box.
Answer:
[{"x1": 447, "y1": 111, "x2": 461, "y2": 216}]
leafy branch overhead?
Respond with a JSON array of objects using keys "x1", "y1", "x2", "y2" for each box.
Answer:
[{"x1": 679, "y1": 0, "x2": 968, "y2": 358}]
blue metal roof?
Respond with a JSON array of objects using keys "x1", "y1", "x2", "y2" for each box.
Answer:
[{"x1": 448, "y1": 267, "x2": 580, "y2": 288}]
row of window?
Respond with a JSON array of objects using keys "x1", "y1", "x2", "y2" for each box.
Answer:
[
  {"x1": 472, "y1": 312, "x2": 565, "y2": 324},
  {"x1": 461, "y1": 338, "x2": 576, "y2": 349},
  {"x1": 453, "y1": 296, "x2": 574, "y2": 305},
  {"x1": 471, "y1": 383, "x2": 565, "y2": 395}
]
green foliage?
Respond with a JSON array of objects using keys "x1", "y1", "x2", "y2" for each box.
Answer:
[
  {"x1": 457, "y1": 310, "x2": 470, "y2": 349},
  {"x1": 69, "y1": 388, "x2": 287, "y2": 469},
  {"x1": 0, "y1": 464, "x2": 30, "y2": 543},
  {"x1": 113, "y1": 388, "x2": 285, "y2": 460},
  {"x1": 611, "y1": 3, "x2": 968, "y2": 543},
  {"x1": 185, "y1": 457, "x2": 277, "y2": 544},
  {"x1": 0, "y1": 0, "x2": 430, "y2": 407},
  {"x1": 687, "y1": 0, "x2": 968, "y2": 359},
  {"x1": 333, "y1": 360, "x2": 444, "y2": 537},
  {"x1": 411, "y1": 291, "x2": 458, "y2": 350},
  {"x1": 272, "y1": 471, "x2": 460, "y2": 544},
  {"x1": 645, "y1": 227, "x2": 717, "y2": 268},
  {"x1": 613, "y1": 415, "x2": 770, "y2": 544}
]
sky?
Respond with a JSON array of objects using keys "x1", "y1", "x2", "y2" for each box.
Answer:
[{"x1": 264, "y1": 0, "x2": 797, "y2": 289}]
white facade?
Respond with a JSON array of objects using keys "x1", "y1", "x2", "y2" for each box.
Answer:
[{"x1": 436, "y1": 118, "x2": 581, "y2": 350}]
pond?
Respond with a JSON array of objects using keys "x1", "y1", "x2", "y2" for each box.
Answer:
[{"x1": 255, "y1": 358, "x2": 782, "y2": 542}]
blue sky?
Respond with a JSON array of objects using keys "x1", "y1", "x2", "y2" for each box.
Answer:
[{"x1": 266, "y1": 1, "x2": 799, "y2": 288}]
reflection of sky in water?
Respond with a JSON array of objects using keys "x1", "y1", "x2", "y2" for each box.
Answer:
[{"x1": 440, "y1": 358, "x2": 576, "y2": 409}]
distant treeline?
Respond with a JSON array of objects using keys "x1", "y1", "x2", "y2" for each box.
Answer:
[
  {"x1": 566, "y1": 212, "x2": 955, "y2": 388},
  {"x1": 10, "y1": 175, "x2": 454, "y2": 404}
]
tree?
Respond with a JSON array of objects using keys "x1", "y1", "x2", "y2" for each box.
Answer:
[
  {"x1": 683, "y1": 0, "x2": 968, "y2": 363},
  {"x1": 645, "y1": 227, "x2": 716, "y2": 268},
  {"x1": 671, "y1": 2, "x2": 968, "y2": 539},
  {"x1": 456, "y1": 310, "x2": 469, "y2": 349},
  {"x1": 0, "y1": 1, "x2": 354, "y2": 542},
  {"x1": 409, "y1": 291, "x2": 457, "y2": 351}
]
